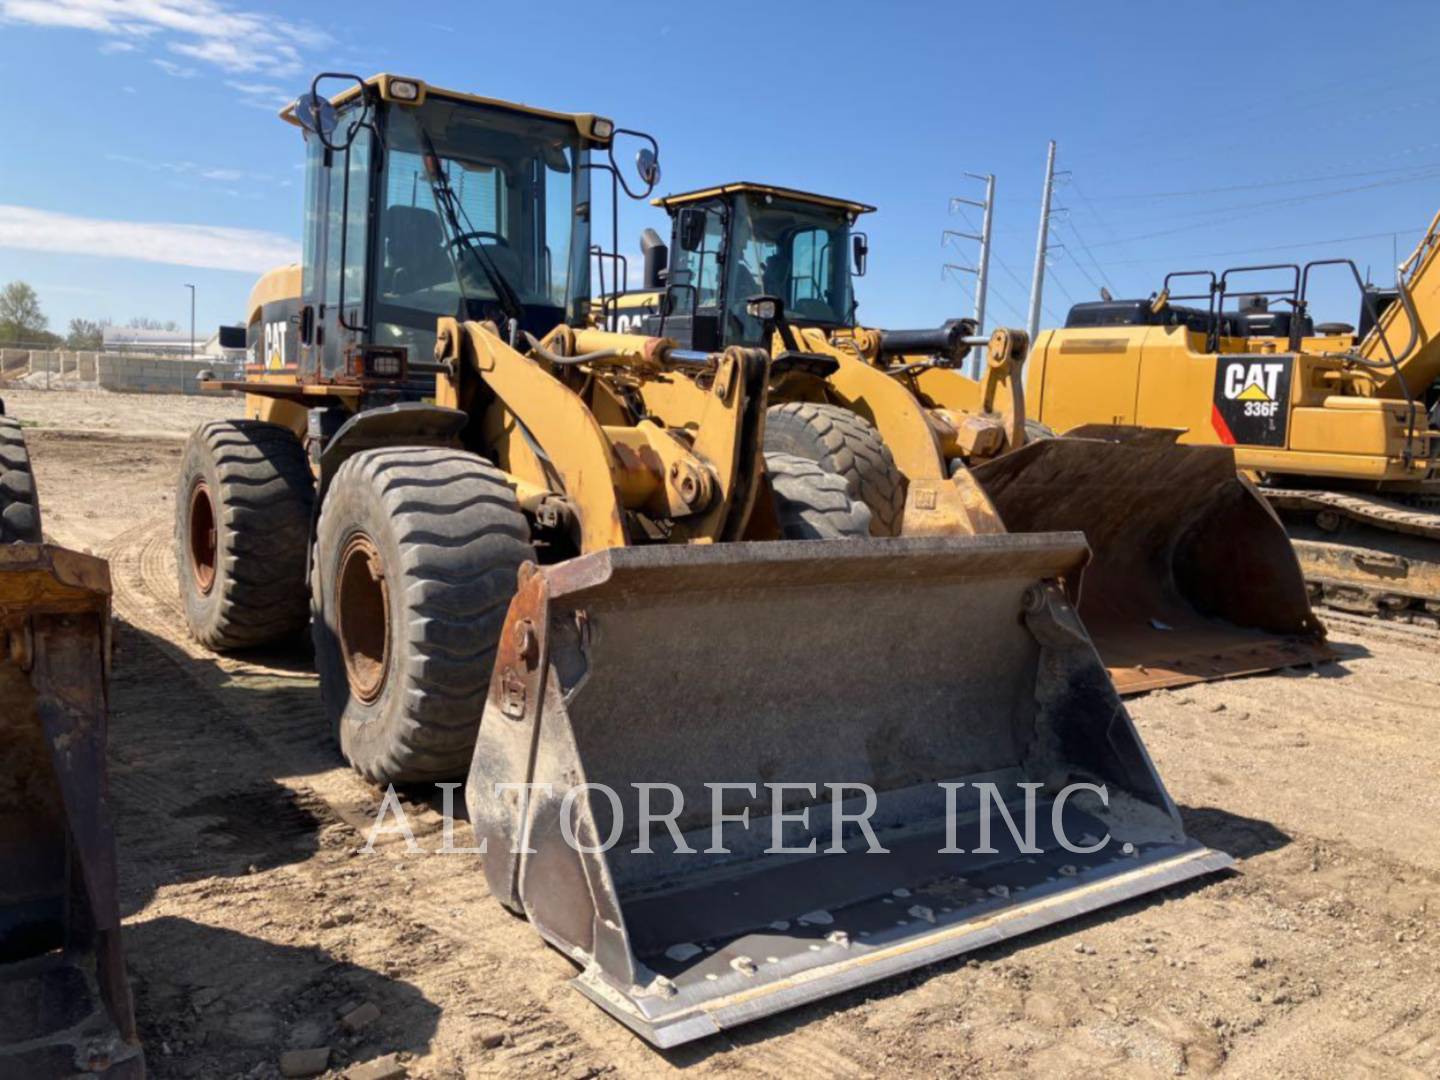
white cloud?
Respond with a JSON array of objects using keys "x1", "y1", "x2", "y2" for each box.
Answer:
[
  {"x1": 0, "y1": 204, "x2": 298, "y2": 274},
  {"x1": 151, "y1": 57, "x2": 195, "y2": 78},
  {"x1": 104, "y1": 153, "x2": 280, "y2": 190},
  {"x1": 225, "y1": 78, "x2": 292, "y2": 111},
  {"x1": 97, "y1": 38, "x2": 134, "y2": 53},
  {"x1": 0, "y1": 0, "x2": 326, "y2": 77}
]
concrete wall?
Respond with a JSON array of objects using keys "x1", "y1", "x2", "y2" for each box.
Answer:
[
  {"x1": 19, "y1": 350, "x2": 101, "y2": 379},
  {"x1": 97, "y1": 354, "x2": 223, "y2": 395},
  {"x1": 1, "y1": 349, "x2": 235, "y2": 395}
]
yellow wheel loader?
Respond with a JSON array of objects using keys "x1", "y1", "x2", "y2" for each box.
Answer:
[
  {"x1": 604, "y1": 182, "x2": 1329, "y2": 693},
  {"x1": 1024, "y1": 212, "x2": 1440, "y2": 623},
  {"x1": 1, "y1": 404, "x2": 144, "y2": 1076},
  {"x1": 176, "y1": 76, "x2": 1229, "y2": 1046}
]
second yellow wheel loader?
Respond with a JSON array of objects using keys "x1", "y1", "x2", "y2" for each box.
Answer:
[
  {"x1": 1025, "y1": 210, "x2": 1440, "y2": 624},
  {"x1": 175, "y1": 75, "x2": 1229, "y2": 1046},
  {"x1": 605, "y1": 182, "x2": 1329, "y2": 693}
]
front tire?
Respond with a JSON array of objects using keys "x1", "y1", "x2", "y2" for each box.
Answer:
[
  {"x1": 175, "y1": 421, "x2": 313, "y2": 650},
  {"x1": 765, "y1": 452, "x2": 873, "y2": 539},
  {"x1": 764, "y1": 402, "x2": 905, "y2": 536},
  {"x1": 312, "y1": 447, "x2": 531, "y2": 785}
]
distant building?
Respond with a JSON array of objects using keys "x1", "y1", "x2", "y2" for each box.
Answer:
[{"x1": 102, "y1": 327, "x2": 199, "y2": 355}]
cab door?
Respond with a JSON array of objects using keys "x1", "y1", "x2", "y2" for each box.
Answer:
[{"x1": 296, "y1": 108, "x2": 374, "y2": 381}]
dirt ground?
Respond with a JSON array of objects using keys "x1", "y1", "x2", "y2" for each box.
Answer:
[{"x1": 9, "y1": 387, "x2": 1439, "y2": 1079}]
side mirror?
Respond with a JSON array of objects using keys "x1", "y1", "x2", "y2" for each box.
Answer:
[
  {"x1": 745, "y1": 295, "x2": 780, "y2": 323},
  {"x1": 294, "y1": 90, "x2": 338, "y2": 141},
  {"x1": 640, "y1": 228, "x2": 668, "y2": 291},
  {"x1": 217, "y1": 325, "x2": 246, "y2": 350},
  {"x1": 852, "y1": 233, "x2": 869, "y2": 277},
  {"x1": 678, "y1": 208, "x2": 707, "y2": 253},
  {"x1": 635, "y1": 147, "x2": 661, "y2": 188}
]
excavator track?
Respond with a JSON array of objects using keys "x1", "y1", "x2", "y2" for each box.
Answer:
[{"x1": 1265, "y1": 487, "x2": 1440, "y2": 623}]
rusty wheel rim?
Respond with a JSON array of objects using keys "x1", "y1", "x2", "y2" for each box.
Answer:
[
  {"x1": 188, "y1": 480, "x2": 218, "y2": 595},
  {"x1": 336, "y1": 533, "x2": 390, "y2": 705}
]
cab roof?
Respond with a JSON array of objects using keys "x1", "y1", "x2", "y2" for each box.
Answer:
[
  {"x1": 278, "y1": 73, "x2": 614, "y2": 145},
  {"x1": 652, "y1": 182, "x2": 876, "y2": 215}
]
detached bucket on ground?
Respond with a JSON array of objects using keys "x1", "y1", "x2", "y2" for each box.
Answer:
[
  {"x1": 466, "y1": 535, "x2": 1231, "y2": 1047},
  {"x1": 974, "y1": 426, "x2": 1333, "y2": 693},
  {"x1": 0, "y1": 544, "x2": 143, "y2": 1077}
]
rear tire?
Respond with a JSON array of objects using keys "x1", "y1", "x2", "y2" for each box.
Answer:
[
  {"x1": 764, "y1": 402, "x2": 905, "y2": 536},
  {"x1": 765, "y1": 452, "x2": 873, "y2": 539},
  {"x1": 0, "y1": 416, "x2": 43, "y2": 542},
  {"x1": 312, "y1": 447, "x2": 532, "y2": 785},
  {"x1": 175, "y1": 421, "x2": 314, "y2": 650}
]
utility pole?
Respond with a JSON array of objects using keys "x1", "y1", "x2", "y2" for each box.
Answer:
[
  {"x1": 943, "y1": 171, "x2": 995, "y2": 377},
  {"x1": 184, "y1": 283, "x2": 196, "y2": 359},
  {"x1": 1027, "y1": 140, "x2": 1058, "y2": 345}
]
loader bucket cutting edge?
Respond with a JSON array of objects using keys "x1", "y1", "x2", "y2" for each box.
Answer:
[
  {"x1": 465, "y1": 534, "x2": 1232, "y2": 1047},
  {"x1": 973, "y1": 427, "x2": 1333, "y2": 694},
  {"x1": 1, "y1": 544, "x2": 143, "y2": 1078}
]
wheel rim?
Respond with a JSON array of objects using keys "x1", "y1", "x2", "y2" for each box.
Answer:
[
  {"x1": 188, "y1": 480, "x2": 218, "y2": 595},
  {"x1": 336, "y1": 533, "x2": 390, "y2": 705}
]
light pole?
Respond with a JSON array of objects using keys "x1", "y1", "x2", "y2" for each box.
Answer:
[{"x1": 184, "y1": 283, "x2": 195, "y2": 359}]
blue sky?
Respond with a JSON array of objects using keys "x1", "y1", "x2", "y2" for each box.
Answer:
[{"x1": 2, "y1": 0, "x2": 1439, "y2": 339}]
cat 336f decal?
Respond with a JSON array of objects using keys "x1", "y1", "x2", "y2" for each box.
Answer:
[{"x1": 1211, "y1": 355, "x2": 1292, "y2": 447}]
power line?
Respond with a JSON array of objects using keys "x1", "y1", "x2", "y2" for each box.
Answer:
[
  {"x1": 1081, "y1": 158, "x2": 1440, "y2": 202},
  {"x1": 1062, "y1": 245, "x2": 1107, "y2": 295},
  {"x1": 1099, "y1": 227, "x2": 1421, "y2": 268},
  {"x1": 1060, "y1": 216, "x2": 1116, "y2": 290},
  {"x1": 1046, "y1": 264, "x2": 1077, "y2": 304},
  {"x1": 985, "y1": 285, "x2": 1030, "y2": 326},
  {"x1": 1085, "y1": 169, "x2": 1440, "y2": 249},
  {"x1": 1069, "y1": 177, "x2": 1138, "y2": 261},
  {"x1": 992, "y1": 247, "x2": 1060, "y2": 325},
  {"x1": 1076, "y1": 167, "x2": 1440, "y2": 231}
]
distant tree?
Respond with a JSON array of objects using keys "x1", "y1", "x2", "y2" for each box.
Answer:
[
  {"x1": 0, "y1": 280, "x2": 49, "y2": 344},
  {"x1": 66, "y1": 317, "x2": 105, "y2": 350},
  {"x1": 126, "y1": 316, "x2": 180, "y2": 332}
]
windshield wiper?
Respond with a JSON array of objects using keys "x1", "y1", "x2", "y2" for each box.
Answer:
[{"x1": 416, "y1": 126, "x2": 525, "y2": 327}]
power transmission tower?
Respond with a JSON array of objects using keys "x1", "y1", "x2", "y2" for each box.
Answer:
[
  {"x1": 942, "y1": 172, "x2": 995, "y2": 377},
  {"x1": 1026, "y1": 140, "x2": 1069, "y2": 344}
]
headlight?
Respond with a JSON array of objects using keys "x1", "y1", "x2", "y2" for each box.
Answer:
[
  {"x1": 369, "y1": 351, "x2": 403, "y2": 377},
  {"x1": 591, "y1": 117, "x2": 614, "y2": 140},
  {"x1": 389, "y1": 79, "x2": 420, "y2": 102}
]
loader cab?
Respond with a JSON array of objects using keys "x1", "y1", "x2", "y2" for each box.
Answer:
[
  {"x1": 648, "y1": 183, "x2": 874, "y2": 349},
  {"x1": 286, "y1": 75, "x2": 614, "y2": 388}
]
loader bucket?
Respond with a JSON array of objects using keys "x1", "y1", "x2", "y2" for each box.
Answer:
[
  {"x1": 973, "y1": 426, "x2": 1332, "y2": 694},
  {"x1": 466, "y1": 535, "x2": 1232, "y2": 1048},
  {"x1": 0, "y1": 544, "x2": 143, "y2": 1078}
]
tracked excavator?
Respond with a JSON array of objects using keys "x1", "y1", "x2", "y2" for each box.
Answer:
[
  {"x1": 174, "y1": 75, "x2": 1230, "y2": 1046},
  {"x1": 604, "y1": 182, "x2": 1329, "y2": 693},
  {"x1": 1, "y1": 402, "x2": 144, "y2": 1076},
  {"x1": 1025, "y1": 211, "x2": 1440, "y2": 623}
]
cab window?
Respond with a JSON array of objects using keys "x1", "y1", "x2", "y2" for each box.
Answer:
[{"x1": 667, "y1": 206, "x2": 726, "y2": 316}]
